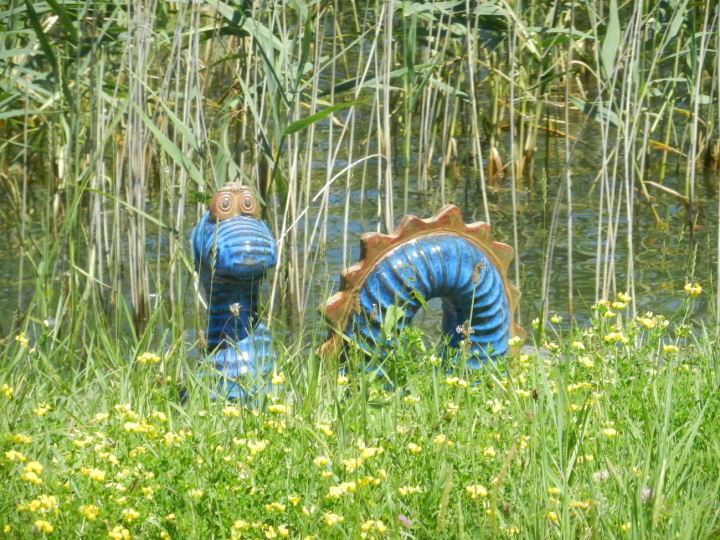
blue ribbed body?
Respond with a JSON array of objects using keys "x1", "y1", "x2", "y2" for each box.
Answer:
[
  {"x1": 346, "y1": 234, "x2": 510, "y2": 367},
  {"x1": 191, "y1": 212, "x2": 277, "y2": 398}
]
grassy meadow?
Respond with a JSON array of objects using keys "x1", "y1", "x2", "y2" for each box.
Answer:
[
  {"x1": 2, "y1": 291, "x2": 720, "y2": 539},
  {"x1": 1, "y1": 0, "x2": 720, "y2": 538}
]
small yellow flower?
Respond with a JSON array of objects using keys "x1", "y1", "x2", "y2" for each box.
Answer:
[
  {"x1": 398, "y1": 485, "x2": 423, "y2": 495},
  {"x1": 223, "y1": 406, "x2": 241, "y2": 417},
  {"x1": 5, "y1": 449, "x2": 26, "y2": 462},
  {"x1": 403, "y1": 395, "x2": 420, "y2": 404},
  {"x1": 663, "y1": 344, "x2": 679, "y2": 353},
  {"x1": 361, "y1": 446, "x2": 384, "y2": 459},
  {"x1": 81, "y1": 467, "x2": 106, "y2": 482},
  {"x1": 603, "y1": 427, "x2": 618, "y2": 438},
  {"x1": 108, "y1": 525, "x2": 131, "y2": 540},
  {"x1": 233, "y1": 520, "x2": 250, "y2": 531},
  {"x1": 266, "y1": 502, "x2": 286, "y2": 512},
  {"x1": 547, "y1": 487, "x2": 561, "y2": 495},
  {"x1": 482, "y1": 446, "x2": 496, "y2": 458},
  {"x1": 621, "y1": 522, "x2": 632, "y2": 532},
  {"x1": 21, "y1": 471, "x2": 42, "y2": 485},
  {"x1": 342, "y1": 458, "x2": 362, "y2": 472},
  {"x1": 288, "y1": 495, "x2": 301, "y2": 506},
  {"x1": 407, "y1": 443, "x2": 422, "y2": 454},
  {"x1": 445, "y1": 402, "x2": 460, "y2": 416},
  {"x1": 1, "y1": 384, "x2": 13, "y2": 399},
  {"x1": 547, "y1": 511, "x2": 559, "y2": 522},
  {"x1": 80, "y1": 504, "x2": 100, "y2": 520},
  {"x1": 34, "y1": 520, "x2": 53, "y2": 534},
  {"x1": 271, "y1": 372, "x2": 286, "y2": 385},
  {"x1": 571, "y1": 341, "x2": 585, "y2": 350},
  {"x1": 24, "y1": 461, "x2": 44, "y2": 474},
  {"x1": 29, "y1": 403, "x2": 50, "y2": 417},
  {"x1": 122, "y1": 508, "x2": 140, "y2": 522},
  {"x1": 268, "y1": 404, "x2": 289, "y2": 414},
  {"x1": 313, "y1": 456, "x2": 330, "y2": 467},
  {"x1": 617, "y1": 292, "x2": 632, "y2": 302},
  {"x1": 570, "y1": 500, "x2": 591, "y2": 509},
  {"x1": 578, "y1": 356, "x2": 594, "y2": 368},
  {"x1": 316, "y1": 423, "x2": 333, "y2": 437},
  {"x1": 187, "y1": 489, "x2": 203, "y2": 499},
  {"x1": 550, "y1": 314, "x2": 562, "y2": 324},
  {"x1": 137, "y1": 352, "x2": 161, "y2": 364},
  {"x1": 465, "y1": 484, "x2": 488, "y2": 499},
  {"x1": 611, "y1": 301, "x2": 627, "y2": 310},
  {"x1": 508, "y1": 335, "x2": 523, "y2": 347},
  {"x1": 337, "y1": 375, "x2": 349, "y2": 385},
  {"x1": 322, "y1": 512, "x2": 344, "y2": 527},
  {"x1": 278, "y1": 524, "x2": 289, "y2": 537},
  {"x1": 15, "y1": 333, "x2": 29, "y2": 349},
  {"x1": 684, "y1": 283, "x2": 702, "y2": 296},
  {"x1": 13, "y1": 434, "x2": 33, "y2": 444},
  {"x1": 160, "y1": 532, "x2": 170, "y2": 540}
]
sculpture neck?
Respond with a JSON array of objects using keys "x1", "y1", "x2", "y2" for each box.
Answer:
[{"x1": 203, "y1": 277, "x2": 261, "y2": 351}]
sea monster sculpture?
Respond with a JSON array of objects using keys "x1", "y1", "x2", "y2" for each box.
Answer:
[{"x1": 192, "y1": 183, "x2": 523, "y2": 398}]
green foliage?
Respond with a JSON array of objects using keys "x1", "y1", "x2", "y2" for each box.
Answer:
[{"x1": 2, "y1": 294, "x2": 720, "y2": 538}]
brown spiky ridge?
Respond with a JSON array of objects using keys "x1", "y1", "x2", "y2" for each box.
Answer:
[{"x1": 320, "y1": 204, "x2": 525, "y2": 359}]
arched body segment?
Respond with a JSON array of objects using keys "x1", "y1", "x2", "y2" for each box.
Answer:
[{"x1": 322, "y1": 205, "x2": 523, "y2": 365}]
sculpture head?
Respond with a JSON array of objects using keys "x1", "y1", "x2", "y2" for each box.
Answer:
[
  {"x1": 192, "y1": 184, "x2": 276, "y2": 284},
  {"x1": 209, "y1": 183, "x2": 261, "y2": 222}
]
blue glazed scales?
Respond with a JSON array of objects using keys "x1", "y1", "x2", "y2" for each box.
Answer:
[
  {"x1": 191, "y1": 184, "x2": 277, "y2": 398},
  {"x1": 192, "y1": 184, "x2": 523, "y2": 397}
]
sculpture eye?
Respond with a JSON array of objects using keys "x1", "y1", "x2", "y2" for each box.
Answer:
[
  {"x1": 240, "y1": 191, "x2": 258, "y2": 217},
  {"x1": 219, "y1": 193, "x2": 233, "y2": 211}
]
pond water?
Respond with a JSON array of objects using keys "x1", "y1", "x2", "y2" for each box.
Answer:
[{"x1": 0, "y1": 109, "x2": 716, "y2": 343}]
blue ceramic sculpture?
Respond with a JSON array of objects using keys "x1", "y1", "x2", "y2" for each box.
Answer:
[
  {"x1": 193, "y1": 183, "x2": 523, "y2": 397},
  {"x1": 320, "y1": 205, "x2": 523, "y2": 367},
  {"x1": 191, "y1": 184, "x2": 277, "y2": 399}
]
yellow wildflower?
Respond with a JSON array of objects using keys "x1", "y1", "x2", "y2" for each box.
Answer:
[
  {"x1": 122, "y1": 508, "x2": 140, "y2": 522},
  {"x1": 407, "y1": 443, "x2": 422, "y2": 454},
  {"x1": 550, "y1": 314, "x2": 562, "y2": 324},
  {"x1": 34, "y1": 520, "x2": 53, "y2": 534},
  {"x1": 547, "y1": 487, "x2": 561, "y2": 495},
  {"x1": 268, "y1": 404, "x2": 289, "y2": 414},
  {"x1": 578, "y1": 356, "x2": 594, "y2": 368},
  {"x1": 663, "y1": 344, "x2": 679, "y2": 353},
  {"x1": 342, "y1": 458, "x2": 362, "y2": 472},
  {"x1": 108, "y1": 525, "x2": 131, "y2": 539},
  {"x1": 15, "y1": 333, "x2": 29, "y2": 349},
  {"x1": 271, "y1": 372, "x2": 286, "y2": 385},
  {"x1": 483, "y1": 446, "x2": 496, "y2": 458},
  {"x1": 603, "y1": 427, "x2": 618, "y2": 438},
  {"x1": 621, "y1": 522, "x2": 632, "y2": 531},
  {"x1": 137, "y1": 352, "x2": 161, "y2": 364},
  {"x1": 337, "y1": 375, "x2": 349, "y2": 385},
  {"x1": 322, "y1": 512, "x2": 344, "y2": 527},
  {"x1": 465, "y1": 484, "x2": 488, "y2": 499},
  {"x1": 403, "y1": 395, "x2": 420, "y2": 404},
  {"x1": 617, "y1": 292, "x2": 632, "y2": 302},
  {"x1": 684, "y1": 283, "x2": 702, "y2": 296},
  {"x1": 13, "y1": 434, "x2": 33, "y2": 444},
  {"x1": 2, "y1": 384, "x2": 13, "y2": 399},
  {"x1": 508, "y1": 335, "x2": 523, "y2": 347},
  {"x1": 278, "y1": 524, "x2": 289, "y2": 537},
  {"x1": 233, "y1": 520, "x2": 250, "y2": 531},
  {"x1": 398, "y1": 485, "x2": 423, "y2": 495},
  {"x1": 547, "y1": 511, "x2": 558, "y2": 522},
  {"x1": 313, "y1": 456, "x2": 330, "y2": 467},
  {"x1": 288, "y1": 495, "x2": 301, "y2": 506},
  {"x1": 5, "y1": 449, "x2": 26, "y2": 462},
  {"x1": 361, "y1": 446, "x2": 383, "y2": 459},
  {"x1": 187, "y1": 489, "x2": 203, "y2": 499},
  {"x1": 80, "y1": 504, "x2": 100, "y2": 520},
  {"x1": 223, "y1": 406, "x2": 241, "y2": 417},
  {"x1": 81, "y1": 468, "x2": 106, "y2": 482},
  {"x1": 266, "y1": 502, "x2": 287, "y2": 512},
  {"x1": 316, "y1": 424, "x2": 333, "y2": 437}
]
